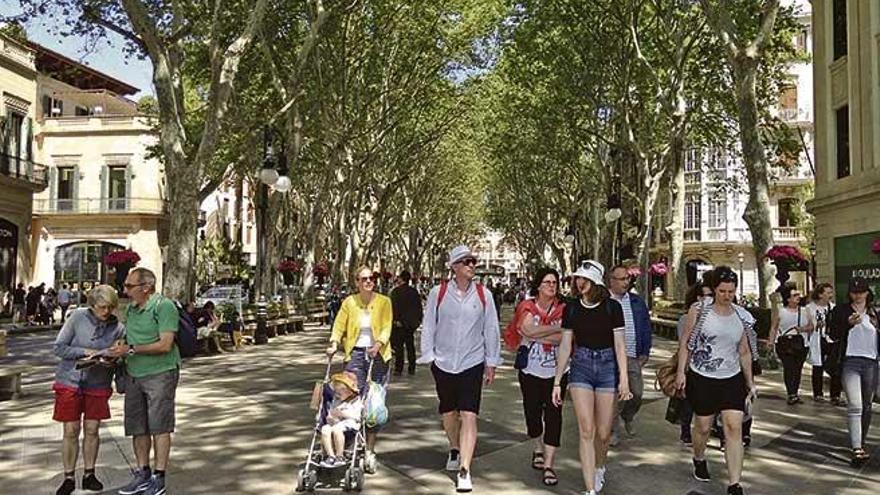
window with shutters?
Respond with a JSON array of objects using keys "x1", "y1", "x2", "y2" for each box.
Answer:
[
  {"x1": 684, "y1": 192, "x2": 701, "y2": 241},
  {"x1": 57, "y1": 167, "x2": 75, "y2": 211},
  {"x1": 779, "y1": 85, "x2": 798, "y2": 121},
  {"x1": 42, "y1": 95, "x2": 64, "y2": 117},
  {"x1": 107, "y1": 166, "x2": 128, "y2": 211}
]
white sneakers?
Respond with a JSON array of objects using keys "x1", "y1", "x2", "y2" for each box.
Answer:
[
  {"x1": 445, "y1": 449, "x2": 461, "y2": 472},
  {"x1": 456, "y1": 468, "x2": 473, "y2": 493},
  {"x1": 595, "y1": 465, "x2": 606, "y2": 492}
]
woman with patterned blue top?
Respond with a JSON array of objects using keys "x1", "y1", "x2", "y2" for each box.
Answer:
[{"x1": 674, "y1": 267, "x2": 758, "y2": 495}]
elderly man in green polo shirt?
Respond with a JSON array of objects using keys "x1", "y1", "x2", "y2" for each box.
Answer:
[{"x1": 109, "y1": 267, "x2": 180, "y2": 495}]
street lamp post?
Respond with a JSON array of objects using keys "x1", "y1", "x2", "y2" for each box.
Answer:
[
  {"x1": 603, "y1": 171, "x2": 623, "y2": 265},
  {"x1": 737, "y1": 252, "x2": 745, "y2": 299},
  {"x1": 254, "y1": 126, "x2": 290, "y2": 345}
]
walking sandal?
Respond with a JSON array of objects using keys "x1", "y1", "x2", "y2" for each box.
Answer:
[
  {"x1": 531, "y1": 451, "x2": 545, "y2": 470},
  {"x1": 852, "y1": 448, "x2": 869, "y2": 466},
  {"x1": 542, "y1": 467, "x2": 558, "y2": 486}
]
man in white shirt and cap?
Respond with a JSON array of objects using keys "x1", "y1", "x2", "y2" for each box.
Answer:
[{"x1": 418, "y1": 245, "x2": 502, "y2": 493}]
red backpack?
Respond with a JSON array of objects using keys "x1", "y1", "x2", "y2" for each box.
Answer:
[{"x1": 435, "y1": 281, "x2": 486, "y2": 323}]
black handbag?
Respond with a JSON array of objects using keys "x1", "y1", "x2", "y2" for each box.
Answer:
[
  {"x1": 665, "y1": 397, "x2": 684, "y2": 425},
  {"x1": 776, "y1": 309, "x2": 807, "y2": 357},
  {"x1": 114, "y1": 362, "x2": 128, "y2": 395},
  {"x1": 514, "y1": 342, "x2": 534, "y2": 370}
]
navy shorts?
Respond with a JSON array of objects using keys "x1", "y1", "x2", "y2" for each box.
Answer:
[
  {"x1": 344, "y1": 348, "x2": 389, "y2": 394},
  {"x1": 569, "y1": 347, "x2": 618, "y2": 393}
]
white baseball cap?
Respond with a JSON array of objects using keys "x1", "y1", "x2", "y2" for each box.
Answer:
[
  {"x1": 447, "y1": 245, "x2": 475, "y2": 266},
  {"x1": 570, "y1": 260, "x2": 605, "y2": 287}
]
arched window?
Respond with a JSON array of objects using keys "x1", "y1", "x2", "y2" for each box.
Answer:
[{"x1": 54, "y1": 241, "x2": 124, "y2": 289}]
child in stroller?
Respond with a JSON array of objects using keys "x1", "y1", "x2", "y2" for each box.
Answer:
[{"x1": 320, "y1": 371, "x2": 364, "y2": 468}]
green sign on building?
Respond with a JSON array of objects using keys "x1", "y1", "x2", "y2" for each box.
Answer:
[{"x1": 833, "y1": 231, "x2": 880, "y2": 303}]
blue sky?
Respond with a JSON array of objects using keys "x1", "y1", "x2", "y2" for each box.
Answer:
[{"x1": 1, "y1": 4, "x2": 154, "y2": 98}]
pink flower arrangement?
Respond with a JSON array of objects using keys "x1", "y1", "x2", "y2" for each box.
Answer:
[
  {"x1": 765, "y1": 245, "x2": 807, "y2": 263},
  {"x1": 649, "y1": 261, "x2": 668, "y2": 275},
  {"x1": 277, "y1": 259, "x2": 303, "y2": 273},
  {"x1": 312, "y1": 261, "x2": 329, "y2": 277},
  {"x1": 872, "y1": 238, "x2": 880, "y2": 255},
  {"x1": 104, "y1": 249, "x2": 141, "y2": 266}
]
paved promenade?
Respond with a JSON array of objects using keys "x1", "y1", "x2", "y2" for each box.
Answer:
[{"x1": 1, "y1": 314, "x2": 879, "y2": 494}]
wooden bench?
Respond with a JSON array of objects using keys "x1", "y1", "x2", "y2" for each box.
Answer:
[
  {"x1": 305, "y1": 300, "x2": 329, "y2": 325},
  {"x1": 650, "y1": 316, "x2": 680, "y2": 340},
  {"x1": 0, "y1": 364, "x2": 31, "y2": 400},
  {"x1": 241, "y1": 303, "x2": 304, "y2": 341},
  {"x1": 650, "y1": 304, "x2": 686, "y2": 340}
]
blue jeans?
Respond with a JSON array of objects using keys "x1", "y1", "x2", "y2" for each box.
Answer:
[
  {"x1": 841, "y1": 357, "x2": 879, "y2": 449},
  {"x1": 344, "y1": 348, "x2": 389, "y2": 394},
  {"x1": 569, "y1": 347, "x2": 618, "y2": 393}
]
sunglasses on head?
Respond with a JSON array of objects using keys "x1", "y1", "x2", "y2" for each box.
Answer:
[
  {"x1": 581, "y1": 260, "x2": 601, "y2": 271},
  {"x1": 717, "y1": 270, "x2": 738, "y2": 283}
]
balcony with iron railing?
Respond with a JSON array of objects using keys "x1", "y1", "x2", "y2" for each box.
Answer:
[
  {"x1": 670, "y1": 226, "x2": 806, "y2": 245},
  {"x1": 0, "y1": 153, "x2": 48, "y2": 189},
  {"x1": 33, "y1": 197, "x2": 167, "y2": 215}
]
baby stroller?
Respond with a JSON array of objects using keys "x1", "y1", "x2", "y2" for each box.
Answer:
[{"x1": 296, "y1": 356, "x2": 380, "y2": 492}]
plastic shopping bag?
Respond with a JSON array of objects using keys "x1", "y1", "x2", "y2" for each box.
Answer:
[{"x1": 365, "y1": 382, "x2": 388, "y2": 428}]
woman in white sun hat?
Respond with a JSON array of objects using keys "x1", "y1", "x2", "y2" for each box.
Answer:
[{"x1": 552, "y1": 260, "x2": 631, "y2": 495}]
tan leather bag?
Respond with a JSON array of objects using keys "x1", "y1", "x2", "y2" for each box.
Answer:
[{"x1": 655, "y1": 351, "x2": 683, "y2": 398}]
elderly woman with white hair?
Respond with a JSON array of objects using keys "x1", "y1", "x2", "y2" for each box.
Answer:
[{"x1": 52, "y1": 284, "x2": 124, "y2": 495}]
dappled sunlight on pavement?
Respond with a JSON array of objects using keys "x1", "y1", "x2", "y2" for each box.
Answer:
[{"x1": 1, "y1": 317, "x2": 879, "y2": 494}]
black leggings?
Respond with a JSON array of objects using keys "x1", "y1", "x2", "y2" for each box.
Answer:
[
  {"x1": 812, "y1": 365, "x2": 843, "y2": 399},
  {"x1": 518, "y1": 371, "x2": 567, "y2": 448},
  {"x1": 779, "y1": 348, "x2": 809, "y2": 397}
]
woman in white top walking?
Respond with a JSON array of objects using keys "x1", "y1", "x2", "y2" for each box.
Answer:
[
  {"x1": 507, "y1": 267, "x2": 566, "y2": 486},
  {"x1": 674, "y1": 267, "x2": 757, "y2": 495},
  {"x1": 828, "y1": 276, "x2": 880, "y2": 466},
  {"x1": 805, "y1": 283, "x2": 841, "y2": 404},
  {"x1": 769, "y1": 284, "x2": 814, "y2": 405}
]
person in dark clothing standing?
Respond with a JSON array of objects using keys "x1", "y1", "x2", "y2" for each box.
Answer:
[
  {"x1": 390, "y1": 271, "x2": 423, "y2": 376},
  {"x1": 12, "y1": 282, "x2": 26, "y2": 324}
]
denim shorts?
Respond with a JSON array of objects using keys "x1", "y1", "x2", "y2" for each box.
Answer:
[{"x1": 569, "y1": 347, "x2": 618, "y2": 393}]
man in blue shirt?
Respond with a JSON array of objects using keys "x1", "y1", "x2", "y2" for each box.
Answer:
[{"x1": 608, "y1": 265, "x2": 652, "y2": 441}]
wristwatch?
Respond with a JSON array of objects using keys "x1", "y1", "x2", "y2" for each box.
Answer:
[{"x1": 127, "y1": 346, "x2": 136, "y2": 356}]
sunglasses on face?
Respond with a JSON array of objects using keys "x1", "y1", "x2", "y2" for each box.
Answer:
[
  {"x1": 358, "y1": 276, "x2": 375, "y2": 282},
  {"x1": 457, "y1": 258, "x2": 478, "y2": 267}
]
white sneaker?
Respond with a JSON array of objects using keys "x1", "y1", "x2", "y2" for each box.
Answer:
[
  {"x1": 456, "y1": 468, "x2": 473, "y2": 493},
  {"x1": 446, "y1": 449, "x2": 461, "y2": 472},
  {"x1": 594, "y1": 465, "x2": 606, "y2": 492}
]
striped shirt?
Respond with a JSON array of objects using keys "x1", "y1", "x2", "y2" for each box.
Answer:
[{"x1": 612, "y1": 292, "x2": 637, "y2": 358}]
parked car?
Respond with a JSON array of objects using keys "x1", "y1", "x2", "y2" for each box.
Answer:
[{"x1": 196, "y1": 285, "x2": 248, "y2": 307}]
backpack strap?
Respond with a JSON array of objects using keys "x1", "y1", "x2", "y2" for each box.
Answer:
[
  {"x1": 475, "y1": 283, "x2": 486, "y2": 310},
  {"x1": 435, "y1": 281, "x2": 448, "y2": 325},
  {"x1": 435, "y1": 281, "x2": 487, "y2": 325}
]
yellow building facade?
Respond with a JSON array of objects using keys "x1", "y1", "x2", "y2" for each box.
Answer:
[
  {"x1": 0, "y1": 35, "x2": 46, "y2": 295},
  {"x1": 0, "y1": 34, "x2": 167, "y2": 293},
  {"x1": 807, "y1": 1, "x2": 880, "y2": 300}
]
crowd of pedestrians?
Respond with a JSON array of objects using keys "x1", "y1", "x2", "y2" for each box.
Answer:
[{"x1": 40, "y1": 243, "x2": 880, "y2": 495}]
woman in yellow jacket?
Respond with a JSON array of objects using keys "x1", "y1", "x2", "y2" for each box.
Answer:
[{"x1": 325, "y1": 265, "x2": 393, "y2": 473}]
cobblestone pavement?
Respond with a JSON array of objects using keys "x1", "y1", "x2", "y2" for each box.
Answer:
[{"x1": 1, "y1": 312, "x2": 878, "y2": 494}]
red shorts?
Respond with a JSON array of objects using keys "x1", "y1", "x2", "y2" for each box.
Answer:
[{"x1": 52, "y1": 384, "x2": 112, "y2": 422}]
